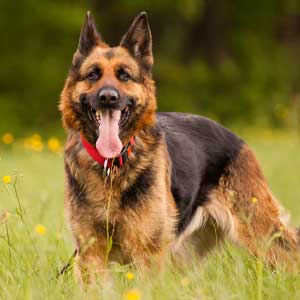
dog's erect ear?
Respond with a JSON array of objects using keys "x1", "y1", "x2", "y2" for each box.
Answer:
[
  {"x1": 78, "y1": 11, "x2": 101, "y2": 55},
  {"x1": 73, "y1": 11, "x2": 102, "y2": 65},
  {"x1": 120, "y1": 12, "x2": 153, "y2": 71}
]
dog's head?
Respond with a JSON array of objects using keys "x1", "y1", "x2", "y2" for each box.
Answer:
[{"x1": 60, "y1": 11, "x2": 156, "y2": 158}]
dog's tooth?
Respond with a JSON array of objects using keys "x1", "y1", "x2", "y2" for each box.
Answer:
[{"x1": 96, "y1": 110, "x2": 101, "y2": 119}]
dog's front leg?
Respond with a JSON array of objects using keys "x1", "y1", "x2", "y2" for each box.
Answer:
[{"x1": 73, "y1": 230, "x2": 110, "y2": 288}]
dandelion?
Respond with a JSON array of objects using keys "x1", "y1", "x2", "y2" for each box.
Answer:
[
  {"x1": 124, "y1": 288, "x2": 141, "y2": 300},
  {"x1": 0, "y1": 209, "x2": 10, "y2": 224},
  {"x1": 125, "y1": 272, "x2": 135, "y2": 280},
  {"x1": 24, "y1": 134, "x2": 44, "y2": 152},
  {"x1": 47, "y1": 137, "x2": 61, "y2": 153},
  {"x1": 30, "y1": 134, "x2": 43, "y2": 152},
  {"x1": 35, "y1": 224, "x2": 46, "y2": 235},
  {"x1": 2, "y1": 133, "x2": 14, "y2": 144},
  {"x1": 251, "y1": 197, "x2": 258, "y2": 204},
  {"x1": 31, "y1": 134, "x2": 42, "y2": 141},
  {"x1": 31, "y1": 141, "x2": 43, "y2": 152},
  {"x1": 2, "y1": 175, "x2": 12, "y2": 184}
]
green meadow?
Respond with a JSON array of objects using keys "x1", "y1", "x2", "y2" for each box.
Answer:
[{"x1": 1, "y1": 130, "x2": 300, "y2": 300}]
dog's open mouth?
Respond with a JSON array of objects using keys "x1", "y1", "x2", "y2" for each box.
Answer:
[
  {"x1": 86, "y1": 104, "x2": 132, "y2": 158},
  {"x1": 88, "y1": 105, "x2": 131, "y2": 128},
  {"x1": 94, "y1": 106, "x2": 130, "y2": 128}
]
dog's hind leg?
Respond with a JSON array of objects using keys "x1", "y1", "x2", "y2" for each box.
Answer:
[
  {"x1": 206, "y1": 144, "x2": 299, "y2": 269},
  {"x1": 172, "y1": 206, "x2": 226, "y2": 263},
  {"x1": 194, "y1": 217, "x2": 225, "y2": 257}
]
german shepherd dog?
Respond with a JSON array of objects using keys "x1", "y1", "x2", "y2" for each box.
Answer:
[{"x1": 60, "y1": 12, "x2": 299, "y2": 284}]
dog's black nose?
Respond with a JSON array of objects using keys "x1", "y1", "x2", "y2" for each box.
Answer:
[{"x1": 98, "y1": 88, "x2": 119, "y2": 105}]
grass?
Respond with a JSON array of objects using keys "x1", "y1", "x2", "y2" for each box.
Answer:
[{"x1": 1, "y1": 129, "x2": 300, "y2": 300}]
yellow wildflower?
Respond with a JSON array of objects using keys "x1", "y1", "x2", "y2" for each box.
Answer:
[
  {"x1": 47, "y1": 137, "x2": 61, "y2": 153},
  {"x1": 31, "y1": 141, "x2": 44, "y2": 152},
  {"x1": 124, "y1": 289, "x2": 141, "y2": 300},
  {"x1": 24, "y1": 134, "x2": 44, "y2": 152},
  {"x1": 251, "y1": 197, "x2": 258, "y2": 204},
  {"x1": 35, "y1": 224, "x2": 46, "y2": 235},
  {"x1": 2, "y1": 175, "x2": 12, "y2": 184},
  {"x1": 0, "y1": 209, "x2": 10, "y2": 224},
  {"x1": 125, "y1": 272, "x2": 135, "y2": 280},
  {"x1": 2, "y1": 133, "x2": 14, "y2": 144},
  {"x1": 31, "y1": 134, "x2": 42, "y2": 141},
  {"x1": 31, "y1": 134, "x2": 43, "y2": 152}
]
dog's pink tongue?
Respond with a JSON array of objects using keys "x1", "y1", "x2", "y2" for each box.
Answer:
[{"x1": 96, "y1": 110, "x2": 122, "y2": 158}]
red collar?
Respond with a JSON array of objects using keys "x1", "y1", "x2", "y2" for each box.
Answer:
[{"x1": 81, "y1": 135, "x2": 135, "y2": 174}]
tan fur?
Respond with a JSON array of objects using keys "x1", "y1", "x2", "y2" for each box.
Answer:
[
  {"x1": 174, "y1": 145, "x2": 299, "y2": 270},
  {"x1": 60, "y1": 16, "x2": 299, "y2": 286},
  {"x1": 60, "y1": 45, "x2": 156, "y2": 142},
  {"x1": 64, "y1": 128, "x2": 177, "y2": 284},
  {"x1": 222, "y1": 145, "x2": 299, "y2": 268}
]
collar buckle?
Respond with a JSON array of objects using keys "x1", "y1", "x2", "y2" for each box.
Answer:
[{"x1": 103, "y1": 158, "x2": 109, "y2": 177}]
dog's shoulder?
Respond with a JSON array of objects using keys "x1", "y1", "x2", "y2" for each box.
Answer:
[{"x1": 156, "y1": 112, "x2": 245, "y2": 232}]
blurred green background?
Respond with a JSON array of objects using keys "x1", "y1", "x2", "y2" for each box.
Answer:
[{"x1": 1, "y1": 0, "x2": 300, "y2": 136}]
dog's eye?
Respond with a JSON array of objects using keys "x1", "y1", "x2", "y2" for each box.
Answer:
[
  {"x1": 117, "y1": 69, "x2": 131, "y2": 82},
  {"x1": 86, "y1": 69, "x2": 101, "y2": 82}
]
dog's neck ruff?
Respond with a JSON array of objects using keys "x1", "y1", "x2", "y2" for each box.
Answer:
[{"x1": 81, "y1": 134, "x2": 135, "y2": 177}]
